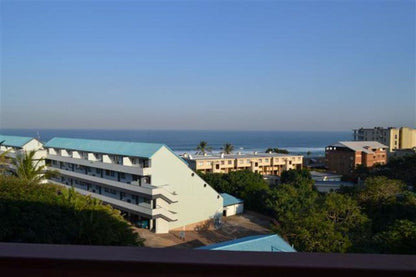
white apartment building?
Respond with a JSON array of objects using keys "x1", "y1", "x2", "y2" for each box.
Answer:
[
  {"x1": 0, "y1": 135, "x2": 46, "y2": 172},
  {"x1": 44, "y1": 137, "x2": 223, "y2": 233}
]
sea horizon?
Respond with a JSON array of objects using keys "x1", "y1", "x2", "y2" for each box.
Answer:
[{"x1": 0, "y1": 128, "x2": 353, "y2": 157}]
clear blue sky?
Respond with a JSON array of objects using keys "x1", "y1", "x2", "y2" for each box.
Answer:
[{"x1": 1, "y1": 0, "x2": 415, "y2": 131}]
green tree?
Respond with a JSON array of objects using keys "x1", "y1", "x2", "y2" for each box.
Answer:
[
  {"x1": 0, "y1": 175, "x2": 142, "y2": 246},
  {"x1": 11, "y1": 150, "x2": 59, "y2": 185},
  {"x1": 196, "y1": 141, "x2": 212, "y2": 155},
  {"x1": 280, "y1": 169, "x2": 313, "y2": 186},
  {"x1": 265, "y1": 147, "x2": 289, "y2": 154},
  {"x1": 223, "y1": 143, "x2": 234, "y2": 154},
  {"x1": 372, "y1": 220, "x2": 416, "y2": 254}
]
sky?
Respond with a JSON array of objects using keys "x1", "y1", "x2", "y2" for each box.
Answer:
[{"x1": 0, "y1": 0, "x2": 415, "y2": 131}]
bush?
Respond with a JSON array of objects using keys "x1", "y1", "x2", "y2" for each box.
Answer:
[{"x1": 0, "y1": 176, "x2": 142, "y2": 246}]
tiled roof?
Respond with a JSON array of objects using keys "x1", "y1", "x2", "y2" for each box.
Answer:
[
  {"x1": 220, "y1": 193, "x2": 243, "y2": 207},
  {"x1": 198, "y1": 234, "x2": 296, "y2": 252},
  {"x1": 0, "y1": 135, "x2": 34, "y2": 148},
  {"x1": 45, "y1": 137, "x2": 164, "y2": 158}
]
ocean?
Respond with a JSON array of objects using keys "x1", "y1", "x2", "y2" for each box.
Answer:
[{"x1": 0, "y1": 129, "x2": 352, "y2": 156}]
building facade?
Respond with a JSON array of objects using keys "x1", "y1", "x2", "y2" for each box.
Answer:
[
  {"x1": 8, "y1": 136, "x2": 224, "y2": 234},
  {"x1": 325, "y1": 141, "x2": 388, "y2": 176},
  {"x1": 183, "y1": 152, "x2": 303, "y2": 175},
  {"x1": 353, "y1": 127, "x2": 416, "y2": 152},
  {"x1": 0, "y1": 135, "x2": 46, "y2": 173}
]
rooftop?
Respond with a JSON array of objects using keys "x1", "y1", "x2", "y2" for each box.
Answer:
[
  {"x1": 183, "y1": 152, "x2": 302, "y2": 160},
  {"x1": 45, "y1": 137, "x2": 165, "y2": 158},
  {"x1": 328, "y1": 141, "x2": 388, "y2": 154},
  {"x1": 220, "y1": 193, "x2": 243, "y2": 207},
  {"x1": 310, "y1": 171, "x2": 342, "y2": 178},
  {"x1": 0, "y1": 135, "x2": 35, "y2": 148},
  {"x1": 198, "y1": 234, "x2": 296, "y2": 252}
]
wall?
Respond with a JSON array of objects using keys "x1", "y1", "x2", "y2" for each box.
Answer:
[{"x1": 150, "y1": 147, "x2": 223, "y2": 232}]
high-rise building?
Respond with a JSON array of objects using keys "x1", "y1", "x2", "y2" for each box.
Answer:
[{"x1": 353, "y1": 127, "x2": 416, "y2": 152}]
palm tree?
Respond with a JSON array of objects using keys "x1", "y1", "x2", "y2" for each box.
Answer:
[
  {"x1": 196, "y1": 141, "x2": 212, "y2": 155},
  {"x1": 12, "y1": 150, "x2": 59, "y2": 185},
  {"x1": 223, "y1": 143, "x2": 234, "y2": 154}
]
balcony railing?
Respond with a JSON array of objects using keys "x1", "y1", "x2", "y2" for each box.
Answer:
[
  {"x1": 50, "y1": 182, "x2": 177, "y2": 222},
  {"x1": 0, "y1": 242, "x2": 414, "y2": 276},
  {"x1": 51, "y1": 168, "x2": 178, "y2": 203},
  {"x1": 47, "y1": 154, "x2": 151, "y2": 176}
]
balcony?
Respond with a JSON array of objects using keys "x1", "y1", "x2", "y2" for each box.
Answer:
[
  {"x1": 51, "y1": 168, "x2": 178, "y2": 203},
  {"x1": 0, "y1": 242, "x2": 414, "y2": 276},
  {"x1": 47, "y1": 154, "x2": 151, "y2": 176},
  {"x1": 50, "y1": 182, "x2": 177, "y2": 222}
]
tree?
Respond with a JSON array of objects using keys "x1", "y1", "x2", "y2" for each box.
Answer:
[
  {"x1": 11, "y1": 150, "x2": 59, "y2": 185},
  {"x1": 280, "y1": 169, "x2": 313, "y2": 186},
  {"x1": 265, "y1": 147, "x2": 289, "y2": 154},
  {"x1": 306, "y1": 151, "x2": 311, "y2": 157},
  {"x1": 196, "y1": 141, "x2": 212, "y2": 155},
  {"x1": 0, "y1": 175, "x2": 142, "y2": 246},
  {"x1": 223, "y1": 143, "x2": 234, "y2": 154},
  {"x1": 372, "y1": 220, "x2": 416, "y2": 254}
]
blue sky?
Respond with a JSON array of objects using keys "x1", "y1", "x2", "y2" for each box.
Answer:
[{"x1": 1, "y1": 0, "x2": 415, "y2": 131}]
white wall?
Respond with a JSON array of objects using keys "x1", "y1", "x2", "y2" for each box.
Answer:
[
  {"x1": 224, "y1": 203, "x2": 244, "y2": 217},
  {"x1": 22, "y1": 139, "x2": 43, "y2": 152},
  {"x1": 150, "y1": 147, "x2": 223, "y2": 232}
]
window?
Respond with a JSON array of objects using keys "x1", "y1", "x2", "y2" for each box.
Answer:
[
  {"x1": 221, "y1": 161, "x2": 224, "y2": 165},
  {"x1": 96, "y1": 168, "x2": 101, "y2": 174},
  {"x1": 104, "y1": 188, "x2": 117, "y2": 194},
  {"x1": 259, "y1": 159, "x2": 262, "y2": 162},
  {"x1": 198, "y1": 162, "x2": 204, "y2": 166},
  {"x1": 265, "y1": 159, "x2": 269, "y2": 162},
  {"x1": 228, "y1": 160, "x2": 232, "y2": 165},
  {"x1": 120, "y1": 173, "x2": 125, "y2": 179}
]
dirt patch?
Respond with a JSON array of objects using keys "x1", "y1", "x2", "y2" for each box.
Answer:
[{"x1": 135, "y1": 211, "x2": 274, "y2": 249}]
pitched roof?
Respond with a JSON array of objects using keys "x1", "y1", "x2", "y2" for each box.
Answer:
[
  {"x1": 44, "y1": 137, "x2": 165, "y2": 158},
  {"x1": 220, "y1": 193, "x2": 243, "y2": 207},
  {"x1": 0, "y1": 135, "x2": 35, "y2": 148},
  {"x1": 329, "y1": 141, "x2": 388, "y2": 154},
  {"x1": 198, "y1": 234, "x2": 296, "y2": 252}
]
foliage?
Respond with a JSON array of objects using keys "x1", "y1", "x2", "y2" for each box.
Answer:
[
  {"x1": 280, "y1": 169, "x2": 312, "y2": 186},
  {"x1": 0, "y1": 176, "x2": 142, "y2": 246},
  {"x1": 356, "y1": 154, "x2": 416, "y2": 190},
  {"x1": 265, "y1": 147, "x2": 289, "y2": 154},
  {"x1": 199, "y1": 170, "x2": 270, "y2": 213},
  {"x1": 196, "y1": 141, "x2": 212, "y2": 154},
  {"x1": 372, "y1": 220, "x2": 416, "y2": 254},
  {"x1": 11, "y1": 150, "x2": 59, "y2": 185},
  {"x1": 268, "y1": 178, "x2": 367, "y2": 253},
  {"x1": 223, "y1": 143, "x2": 234, "y2": 154}
]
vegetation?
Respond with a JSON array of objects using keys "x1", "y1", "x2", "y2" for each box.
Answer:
[
  {"x1": 196, "y1": 141, "x2": 212, "y2": 155},
  {"x1": 0, "y1": 175, "x2": 142, "y2": 246},
  {"x1": 11, "y1": 150, "x2": 59, "y2": 185},
  {"x1": 265, "y1": 147, "x2": 289, "y2": 154},
  {"x1": 222, "y1": 143, "x2": 234, "y2": 154},
  {"x1": 200, "y1": 155, "x2": 416, "y2": 254}
]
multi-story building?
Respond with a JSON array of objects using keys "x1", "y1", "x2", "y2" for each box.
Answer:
[
  {"x1": 325, "y1": 141, "x2": 388, "y2": 176},
  {"x1": 0, "y1": 135, "x2": 46, "y2": 172},
  {"x1": 182, "y1": 152, "x2": 303, "y2": 175},
  {"x1": 39, "y1": 137, "x2": 223, "y2": 234},
  {"x1": 353, "y1": 127, "x2": 416, "y2": 152}
]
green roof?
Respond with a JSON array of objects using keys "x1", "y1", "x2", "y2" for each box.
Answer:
[
  {"x1": 0, "y1": 135, "x2": 34, "y2": 148},
  {"x1": 198, "y1": 234, "x2": 296, "y2": 252},
  {"x1": 45, "y1": 137, "x2": 165, "y2": 158},
  {"x1": 220, "y1": 193, "x2": 243, "y2": 207}
]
